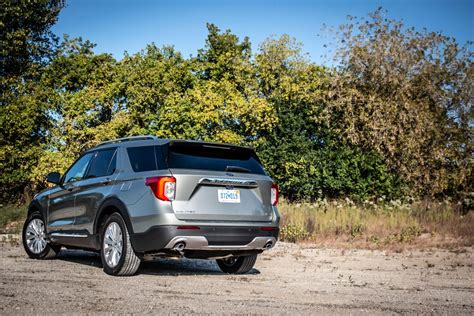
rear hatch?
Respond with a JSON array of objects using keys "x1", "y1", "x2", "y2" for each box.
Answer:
[{"x1": 164, "y1": 141, "x2": 274, "y2": 222}]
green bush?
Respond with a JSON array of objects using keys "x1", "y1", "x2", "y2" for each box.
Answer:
[{"x1": 259, "y1": 135, "x2": 403, "y2": 201}]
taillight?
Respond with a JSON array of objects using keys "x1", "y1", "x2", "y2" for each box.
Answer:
[
  {"x1": 271, "y1": 183, "x2": 279, "y2": 206},
  {"x1": 145, "y1": 176, "x2": 176, "y2": 201}
]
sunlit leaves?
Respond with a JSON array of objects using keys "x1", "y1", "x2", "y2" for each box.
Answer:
[
  {"x1": 327, "y1": 8, "x2": 473, "y2": 197},
  {"x1": 2, "y1": 9, "x2": 471, "y2": 203}
]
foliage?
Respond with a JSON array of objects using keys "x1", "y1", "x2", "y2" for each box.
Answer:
[
  {"x1": 0, "y1": 0, "x2": 64, "y2": 202},
  {"x1": 254, "y1": 35, "x2": 402, "y2": 200},
  {"x1": 0, "y1": 6, "x2": 472, "y2": 205},
  {"x1": 119, "y1": 25, "x2": 276, "y2": 144},
  {"x1": 326, "y1": 8, "x2": 473, "y2": 198},
  {"x1": 0, "y1": 0, "x2": 64, "y2": 78},
  {"x1": 279, "y1": 224, "x2": 309, "y2": 243}
]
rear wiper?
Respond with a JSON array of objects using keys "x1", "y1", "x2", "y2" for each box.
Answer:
[{"x1": 225, "y1": 166, "x2": 251, "y2": 173}]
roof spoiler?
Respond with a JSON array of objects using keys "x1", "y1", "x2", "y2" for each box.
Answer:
[{"x1": 168, "y1": 140, "x2": 255, "y2": 152}]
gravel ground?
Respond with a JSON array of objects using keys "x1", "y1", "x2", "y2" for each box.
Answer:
[{"x1": 0, "y1": 241, "x2": 473, "y2": 314}]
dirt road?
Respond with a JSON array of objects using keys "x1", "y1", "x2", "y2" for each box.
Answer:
[{"x1": 0, "y1": 241, "x2": 472, "y2": 314}]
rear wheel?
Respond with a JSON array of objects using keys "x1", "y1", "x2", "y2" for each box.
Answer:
[
  {"x1": 100, "y1": 212, "x2": 141, "y2": 276},
  {"x1": 216, "y1": 254, "x2": 258, "y2": 274},
  {"x1": 22, "y1": 211, "x2": 61, "y2": 259}
]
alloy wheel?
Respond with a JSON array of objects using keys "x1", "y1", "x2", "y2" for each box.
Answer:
[
  {"x1": 103, "y1": 222, "x2": 123, "y2": 268},
  {"x1": 25, "y1": 219, "x2": 47, "y2": 254}
]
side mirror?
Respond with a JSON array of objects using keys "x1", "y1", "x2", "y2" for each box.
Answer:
[{"x1": 46, "y1": 172, "x2": 61, "y2": 185}]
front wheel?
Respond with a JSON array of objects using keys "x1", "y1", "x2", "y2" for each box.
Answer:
[
  {"x1": 22, "y1": 211, "x2": 61, "y2": 259},
  {"x1": 216, "y1": 254, "x2": 258, "y2": 274},
  {"x1": 100, "y1": 213, "x2": 141, "y2": 276}
]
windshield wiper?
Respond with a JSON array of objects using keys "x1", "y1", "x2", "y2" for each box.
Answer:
[{"x1": 225, "y1": 166, "x2": 251, "y2": 173}]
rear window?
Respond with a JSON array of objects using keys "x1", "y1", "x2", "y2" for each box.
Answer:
[
  {"x1": 127, "y1": 146, "x2": 166, "y2": 172},
  {"x1": 166, "y1": 142, "x2": 266, "y2": 175}
]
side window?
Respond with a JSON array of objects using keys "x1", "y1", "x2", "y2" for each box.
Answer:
[
  {"x1": 127, "y1": 146, "x2": 155, "y2": 172},
  {"x1": 85, "y1": 148, "x2": 117, "y2": 179},
  {"x1": 63, "y1": 153, "x2": 94, "y2": 183},
  {"x1": 127, "y1": 146, "x2": 165, "y2": 172}
]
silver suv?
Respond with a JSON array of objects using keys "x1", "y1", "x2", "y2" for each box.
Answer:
[{"x1": 22, "y1": 136, "x2": 280, "y2": 276}]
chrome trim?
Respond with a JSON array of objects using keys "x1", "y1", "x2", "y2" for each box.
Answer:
[
  {"x1": 164, "y1": 236, "x2": 276, "y2": 251},
  {"x1": 199, "y1": 178, "x2": 259, "y2": 188},
  {"x1": 49, "y1": 232, "x2": 88, "y2": 238}
]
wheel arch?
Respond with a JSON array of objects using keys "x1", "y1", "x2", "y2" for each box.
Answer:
[
  {"x1": 27, "y1": 201, "x2": 45, "y2": 219},
  {"x1": 94, "y1": 197, "x2": 134, "y2": 236}
]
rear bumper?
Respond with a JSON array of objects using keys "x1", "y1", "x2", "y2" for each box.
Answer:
[
  {"x1": 164, "y1": 236, "x2": 277, "y2": 251},
  {"x1": 130, "y1": 225, "x2": 279, "y2": 254}
]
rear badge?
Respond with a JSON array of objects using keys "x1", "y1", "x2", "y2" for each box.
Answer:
[
  {"x1": 174, "y1": 210, "x2": 196, "y2": 214},
  {"x1": 218, "y1": 189, "x2": 241, "y2": 203}
]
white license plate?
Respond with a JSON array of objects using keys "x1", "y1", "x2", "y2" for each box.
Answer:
[{"x1": 218, "y1": 189, "x2": 241, "y2": 203}]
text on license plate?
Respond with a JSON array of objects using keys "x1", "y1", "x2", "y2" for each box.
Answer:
[{"x1": 218, "y1": 189, "x2": 241, "y2": 203}]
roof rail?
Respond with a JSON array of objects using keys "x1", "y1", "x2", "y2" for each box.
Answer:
[{"x1": 96, "y1": 135, "x2": 158, "y2": 147}]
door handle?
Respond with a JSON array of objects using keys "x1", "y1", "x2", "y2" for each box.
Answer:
[
  {"x1": 101, "y1": 179, "x2": 111, "y2": 185},
  {"x1": 63, "y1": 184, "x2": 74, "y2": 191}
]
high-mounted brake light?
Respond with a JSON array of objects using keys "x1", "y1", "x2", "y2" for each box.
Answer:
[
  {"x1": 271, "y1": 183, "x2": 279, "y2": 206},
  {"x1": 145, "y1": 176, "x2": 176, "y2": 201}
]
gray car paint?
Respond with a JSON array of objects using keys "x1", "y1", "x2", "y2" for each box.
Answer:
[{"x1": 31, "y1": 138, "x2": 280, "y2": 248}]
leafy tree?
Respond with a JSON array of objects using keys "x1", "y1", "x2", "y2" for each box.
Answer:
[
  {"x1": 0, "y1": 0, "x2": 64, "y2": 78},
  {"x1": 1, "y1": 7, "x2": 471, "y2": 204},
  {"x1": 188, "y1": 24, "x2": 276, "y2": 144},
  {"x1": 0, "y1": 77, "x2": 55, "y2": 202},
  {"x1": 326, "y1": 8, "x2": 473, "y2": 197},
  {"x1": 120, "y1": 24, "x2": 276, "y2": 145},
  {"x1": 0, "y1": 0, "x2": 64, "y2": 202},
  {"x1": 29, "y1": 37, "x2": 122, "y2": 189},
  {"x1": 117, "y1": 44, "x2": 195, "y2": 137},
  {"x1": 255, "y1": 35, "x2": 401, "y2": 200}
]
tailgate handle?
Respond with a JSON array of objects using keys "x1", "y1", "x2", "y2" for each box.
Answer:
[{"x1": 199, "y1": 178, "x2": 259, "y2": 188}]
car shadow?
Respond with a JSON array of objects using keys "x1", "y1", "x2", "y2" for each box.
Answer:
[{"x1": 55, "y1": 248, "x2": 260, "y2": 276}]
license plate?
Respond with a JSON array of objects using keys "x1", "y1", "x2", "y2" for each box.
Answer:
[{"x1": 218, "y1": 189, "x2": 241, "y2": 203}]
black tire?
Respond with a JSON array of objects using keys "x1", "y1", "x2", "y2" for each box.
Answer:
[
  {"x1": 22, "y1": 211, "x2": 61, "y2": 259},
  {"x1": 100, "y1": 212, "x2": 140, "y2": 276},
  {"x1": 216, "y1": 254, "x2": 258, "y2": 274}
]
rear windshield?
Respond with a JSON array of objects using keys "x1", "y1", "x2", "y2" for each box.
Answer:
[{"x1": 165, "y1": 142, "x2": 266, "y2": 175}]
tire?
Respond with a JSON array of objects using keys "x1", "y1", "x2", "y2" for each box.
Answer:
[
  {"x1": 22, "y1": 211, "x2": 61, "y2": 259},
  {"x1": 100, "y1": 212, "x2": 140, "y2": 276},
  {"x1": 216, "y1": 254, "x2": 258, "y2": 274}
]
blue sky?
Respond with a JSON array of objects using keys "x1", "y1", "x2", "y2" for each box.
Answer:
[{"x1": 52, "y1": 0, "x2": 473, "y2": 64}]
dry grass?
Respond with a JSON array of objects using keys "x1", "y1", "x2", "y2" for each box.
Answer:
[
  {"x1": 0, "y1": 204, "x2": 26, "y2": 234},
  {"x1": 278, "y1": 198, "x2": 473, "y2": 250},
  {"x1": 1, "y1": 201, "x2": 472, "y2": 250}
]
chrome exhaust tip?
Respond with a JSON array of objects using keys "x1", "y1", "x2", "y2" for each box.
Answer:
[
  {"x1": 173, "y1": 242, "x2": 186, "y2": 252},
  {"x1": 264, "y1": 241, "x2": 274, "y2": 249}
]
